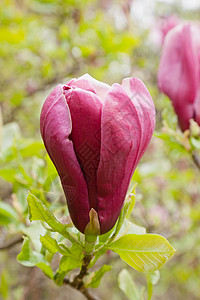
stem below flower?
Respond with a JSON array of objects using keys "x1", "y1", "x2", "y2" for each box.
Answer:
[
  {"x1": 63, "y1": 255, "x2": 99, "y2": 300},
  {"x1": 63, "y1": 235, "x2": 99, "y2": 299},
  {"x1": 85, "y1": 234, "x2": 98, "y2": 255}
]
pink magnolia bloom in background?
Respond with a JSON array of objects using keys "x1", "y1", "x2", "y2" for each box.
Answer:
[
  {"x1": 148, "y1": 15, "x2": 179, "y2": 50},
  {"x1": 160, "y1": 15, "x2": 179, "y2": 43},
  {"x1": 40, "y1": 74, "x2": 155, "y2": 234},
  {"x1": 158, "y1": 24, "x2": 200, "y2": 131}
]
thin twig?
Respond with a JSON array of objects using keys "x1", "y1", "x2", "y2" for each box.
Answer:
[
  {"x1": 63, "y1": 255, "x2": 99, "y2": 300},
  {"x1": 0, "y1": 235, "x2": 23, "y2": 250},
  {"x1": 192, "y1": 151, "x2": 200, "y2": 171}
]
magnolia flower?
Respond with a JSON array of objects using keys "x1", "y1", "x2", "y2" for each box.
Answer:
[
  {"x1": 158, "y1": 24, "x2": 200, "y2": 131},
  {"x1": 40, "y1": 74, "x2": 155, "y2": 235},
  {"x1": 160, "y1": 15, "x2": 179, "y2": 43}
]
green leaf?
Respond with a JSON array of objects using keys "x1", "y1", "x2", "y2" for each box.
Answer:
[
  {"x1": 0, "y1": 169, "x2": 18, "y2": 184},
  {"x1": 110, "y1": 201, "x2": 131, "y2": 242},
  {"x1": 118, "y1": 269, "x2": 140, "y2": 300},
  {"x1": 19, "y1": 141, "x2": 44, "y2": 158},
  {"x1": 36, "y1": 263, "x2": 54, "y2": 279},
  {"x1": 0, "y1": 202, "x2": 18, "y2": 225},
  {"x1": 113, "y1": 185, "x2": 137, "y2": 238},
  {"x1": 107, "y1": 234, "x2": 175, "y2": 272},
  {"x1": 0, "y1": 269, "x2": 9, "y2": 299},
  {"x1": 85, "y1": 265, "x2": 112, "y2": 288},
  {"x1": 69, "y1": 243, "x2": 84, "y2": 260},
  {"x1": 126, "y1": 191, "x2": 136, "y2": 219},
  {"x1": 126, "y1": 179, "x2": 136, "y2": 199},
  {"x1": 146, "y1": 271, "x2": 160, "y2": 300},
  {"x1": 54, "y1": 255, "x2": 81, "y2": 286},
  {"x1": 117, "y1": 220, "x2": 146, "y2": 239},
  {"x1": 27, "y1": 192, "x2": 82, "y2": 247},
  {"x1": 20, "y1": 222, "x2": 46, "y2": 252},
  {"x1": 17, "y1": 237, "x2": 54, "y2": 279},
  {"x1": 147, "y1": 281, "x2": 153, "y2": 300},
  {"x1": 17, "y1": 237, "x2": 46, "y2": 267},
  {"x1": 40, "y1": 234, "x2": 73, "y2": 257},
  {"x1": 98, "y1": 226, "x2": 116, "y2": 244},
  {"x1": 190, "y1": 137, "x2": 200, "y2": 150},
  {"x1": 40, "y1": 235, "x2": 61, "y2": 254},
  {"x1": 154, "y1": 131, "x2": 184, "y2": 151},
  {"x1": 103, "y1": 192, "x2": 137, "y2": 247},
  {"x1": 89, "y1": 248, "x2": 107, "y2": 268},
  {"x1": 147, "y1": 270, "x2": 160, "y2": 285},
  {"x1": 0, "y1": 216, "x2": 11, "y2": 226},
  {"x1": 52, "y1": 243, "x2": 83, "y2": 285}
]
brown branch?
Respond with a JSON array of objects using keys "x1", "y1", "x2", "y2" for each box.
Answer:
[
  {"x1": 192, "y1": 151, "x2": 200, "y2": 171},
  {"x1": 63, "y1": 255, "x2": 99, "y2": 300},
  {"x1": 0, "y1": 235, "x2": 23, "y2": 250}
]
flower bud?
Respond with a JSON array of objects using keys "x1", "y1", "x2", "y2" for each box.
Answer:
[
  {"x1": 158, "y1": 24, "x2": 200, "y2": 132},
  {"x1": 40, "y1": 74, "x2": 155, "y2": 234}
]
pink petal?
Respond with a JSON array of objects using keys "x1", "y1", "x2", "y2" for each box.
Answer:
[
  {"x1": 40, "y1": 85, "x2": 90, "y2": 233},
  {"x1": 121, "y1": 77, "x2": 155, "y2": 166},
  {"x1": 158, "y1": 24, "x2": 199, "y2": 131},
  {"x1": 63, "y1": 86, "x2": 102, "y2": 212},
  {"x1": 161, "y1": 15, "x2": 179, "y2": 42},
  {"x1": 68, "y1": 78, "x2": 96, "y2": 94},
  {"x1": 97, "y1": 82, "x2": 155, "y2": 234},
  {"x1": 79, "y1": 73, "x2": 110, "y2": 101}
]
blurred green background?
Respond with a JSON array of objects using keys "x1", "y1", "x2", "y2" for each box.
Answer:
[{"x1": 0, "y1": 0, "x2": 200, "y2": 299}]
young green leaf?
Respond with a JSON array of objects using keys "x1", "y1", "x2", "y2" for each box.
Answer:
[
  {"x1": 89, "y1": 248, "x2": 107, "y2": 268},
  {"x1": 54, "y1": 256, "x2": 81, "y2": 286},
  {"x1": 190, "y1": 137, "x2": 200, "y2": 150},
  {"x1": 146, "y1": 271, "x2": 160, "y2": 300},
  {"x1": 107, "y1": 187, "x2": 137, "y2": 245},
  {"x1": 0, "y1": 169, "x2": 18, "y2": 184},
  {"x1": 107, "y1": 201, "x2": 131, "y2": 245},
  {"x1": 17, "y1": 237, "x2": 45, "y2": 266},
  {"x1": 85, "y1": 265, "x2": 112, "y2": 288},
  {"x1": 0, "y1": 202, "x2": 19, "y2": 225},
  {"x1": 17, "y1": 237, "x2": 54, "y2": 279},
  {"x1": 0, "y1": 269, "x2": 9, "y2": 300},
  {"x1": 40, "y1": 235, "x2": 61, "y2": 254},
  {"x1": 154, "y1": 131, "x2": 185, "y2": 152},
  {"x1": 69, "y1": 243, "x2": 84, "y2": 260},
  {"x1": 36, "y1": 263, "x2": 54, "y2": 279},
  {"x1": 27, "y1": 192, "x2": 82, "y2": 247},
  {"x1": 116, "y1": 220, "x2": 146, "y2": 240},
  {"x1": 107, "y1": 234, "x2": 175, "y2": 272},
  {"x1": 21, "y1": 222, "x2": 46, "y2": 252},
  {"x1": 147, "y1": 270, "x2": 160, "y2": 285},
  {"x1": 98, "y1": 225, "x2": 116, "y2": 244},
  {"x1": 118, "y1": 269, "x2": 140, "y2": 300},
  {"x1": 126, "y1": 192, "x2": 136, "y2": 219},
  {"x1": 40, "y1": 234, "x2": 74, "y2": 258},
  {"x1": 19, "y1": 141, "x2": 44, "y2": 158}
]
